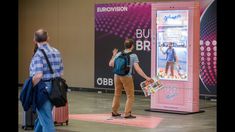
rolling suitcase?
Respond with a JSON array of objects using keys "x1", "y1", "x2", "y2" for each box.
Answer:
[
  {"x1": 52, "y1": 103, "x2": 69, "y2": 126},
  {"x1": 22, "y1": 107, "x2": 37, "y2": 130}
]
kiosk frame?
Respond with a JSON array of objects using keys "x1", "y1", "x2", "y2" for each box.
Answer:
[{"x1": 149, "y1": 1, "x2": 201, "y2": 114}]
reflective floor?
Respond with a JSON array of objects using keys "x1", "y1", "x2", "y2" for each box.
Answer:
[{"x1": 18, "y1": 90, "x2": 216, "y2": 132}]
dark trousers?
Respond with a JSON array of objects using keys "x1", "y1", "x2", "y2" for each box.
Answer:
[{"x1": 165, "y1": 61, "x2": 175, "y2": 76}]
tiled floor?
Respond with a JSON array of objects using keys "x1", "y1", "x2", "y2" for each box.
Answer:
[{"x1": 18, "y1": 90, "x2": 216, "y2": 132}]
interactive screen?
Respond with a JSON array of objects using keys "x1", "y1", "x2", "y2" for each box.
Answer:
[{"x1": 156, "y1": 10, "x2": 188, "y2": 81}]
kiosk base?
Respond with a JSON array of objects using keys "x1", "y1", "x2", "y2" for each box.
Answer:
[{"x1": 145, "y1": 108, "x2": 205, "y2": 115}]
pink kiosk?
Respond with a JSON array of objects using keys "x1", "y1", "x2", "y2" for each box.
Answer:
[{"x1": 149, "y1": 1, "x2": 202, "y2": 114}]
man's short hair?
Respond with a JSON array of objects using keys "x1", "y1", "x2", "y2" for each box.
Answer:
[
  {"x1": 124, "y1": 39, "x2": 134, "y2": 49},
  {"x1": 34, "y1": 29, "x2": 48, "y2": 42}
]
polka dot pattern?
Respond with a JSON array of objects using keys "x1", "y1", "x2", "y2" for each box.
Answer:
[
  {"x1": 95, "y1": 3, "x2": 151, "y2": 40},
  {"x1": 199, "y1": 1, "x2": 217, "y2": 90}
]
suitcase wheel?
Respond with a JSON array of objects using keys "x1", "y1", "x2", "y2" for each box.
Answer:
[
  {"x1": 66, "y1": 120, "x2": 68, "y2": 125},
  {"x1": 22, "y1": 126, "x2": 28, "y2": 130},
  {"x1": 23, "y1": 126, "x2": 28, "y2": 130}
]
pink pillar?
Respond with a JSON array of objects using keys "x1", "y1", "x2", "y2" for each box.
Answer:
[{"x1": 151, "y1": 1, "x2": 200, "y2": 112}]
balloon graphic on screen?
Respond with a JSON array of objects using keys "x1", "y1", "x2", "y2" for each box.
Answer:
[{"x1": 200, "y1": 0, "x2": 216, "y2": 94}]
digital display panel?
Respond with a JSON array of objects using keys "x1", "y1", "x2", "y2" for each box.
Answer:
[{"x1": 156, "y1": 10, "x2": 188, "y2": 81}]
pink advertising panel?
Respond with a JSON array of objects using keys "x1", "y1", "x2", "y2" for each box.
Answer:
[{"x1": 151, "y1": 1, "x2": 200, "y2": 112}]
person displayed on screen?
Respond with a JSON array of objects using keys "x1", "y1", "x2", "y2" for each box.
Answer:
[
  {"x1": 160, "y1": 42, "x2": 178, "y2": 78},
  {"x1": 30, "y1": 29, "x2": 64, "y2": 132},
  {"x1": 109, "y1": 38, "x2": 151, "y2": 119}
]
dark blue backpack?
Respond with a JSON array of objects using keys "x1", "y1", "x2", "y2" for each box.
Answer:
[{"x1": 113, "y1": 52, "x2": 132, "y2": 76}]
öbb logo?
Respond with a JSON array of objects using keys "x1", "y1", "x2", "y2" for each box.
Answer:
[{"x1": 96, "y1": 78, "x2": 113, "y2": 86}]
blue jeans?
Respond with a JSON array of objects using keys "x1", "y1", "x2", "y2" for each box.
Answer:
[{"x1": 34, "y1": 81, "x2": 55, "y2": 132}]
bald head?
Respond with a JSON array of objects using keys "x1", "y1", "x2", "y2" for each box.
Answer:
[{"x1": 34, "y1": 29, "x2": 48, "y2": 43}]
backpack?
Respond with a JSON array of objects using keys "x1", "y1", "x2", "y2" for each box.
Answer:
[{"x1": 113, "y1": 52, "x2": 132, "y2": 76}]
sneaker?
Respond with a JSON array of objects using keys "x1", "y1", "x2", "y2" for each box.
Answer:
[
  {"x1": 112, "y1": 112, "x2": 121, "y2": 117},
  {"x1": 124, "y1": 114, "x2": 136, "y2": 119}
]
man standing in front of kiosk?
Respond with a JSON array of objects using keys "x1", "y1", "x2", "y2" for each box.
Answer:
[{"x1": 109, "y1": 38, "x2": 151, "y2": 118}]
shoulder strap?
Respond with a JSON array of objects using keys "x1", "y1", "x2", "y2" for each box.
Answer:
[
  {"x1": 172, "y1": 48, "x2": 176, "y2": 61},
  {"x1": 127, "y1": 52, "x2": 133, "y2": 66},
  {"x1": 127, "y1": 52, "x2": 134, "y2": 74},
  {"x1": 40, "y1": 49, "x2": 54, "y2": 74},
  {"x1": 166, "y1": 48, "x2": 170, "y2": 59},
  {"x1": 166, "y1": 48, "x2": 169, "y2": 53},
  {"x1": 122, "y1": 51, "x2": 132, "y2": 65}
]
